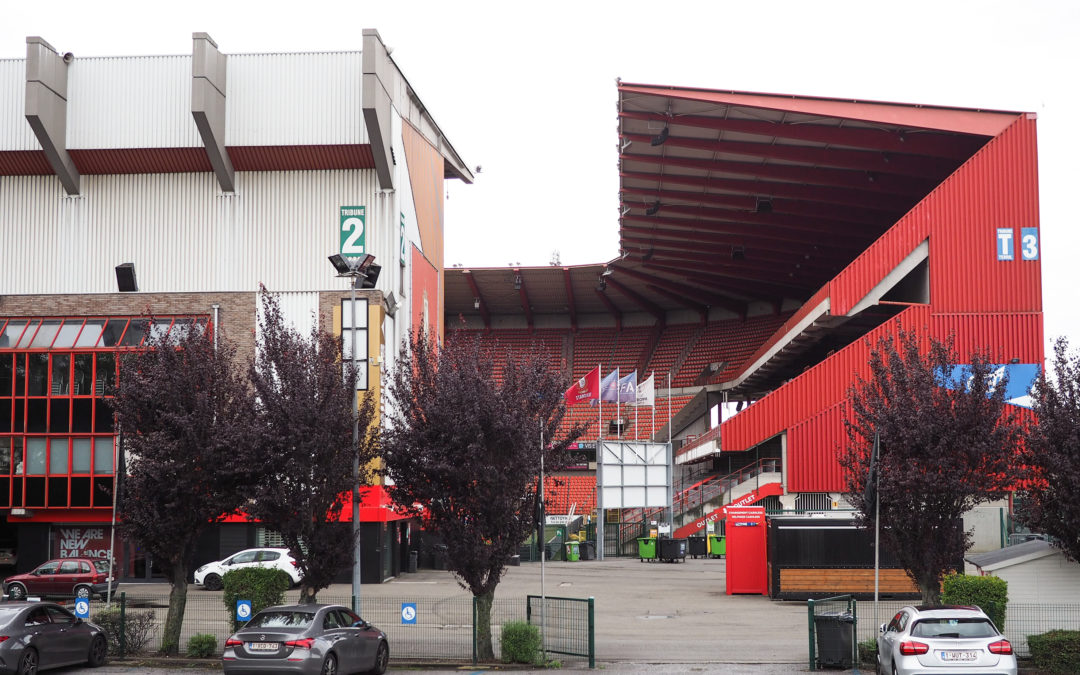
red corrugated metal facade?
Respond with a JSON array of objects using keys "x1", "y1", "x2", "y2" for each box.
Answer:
[{"x1": 721, "y1": 114, "x2": 1043, "y2": 493}]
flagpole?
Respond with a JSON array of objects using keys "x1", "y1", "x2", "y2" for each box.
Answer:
[
  {"x1": 650, "y1": 370, "x2": 655, "y2": 441},
  {"x1": 634, "y1": 370, "x2": 639, "y2": 440},
  {"x1": 616, "y1": 367, "x2": 621, "y2": 441}
]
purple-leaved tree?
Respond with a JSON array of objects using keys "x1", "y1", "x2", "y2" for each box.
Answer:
[
  {"x1": 113, "y1": 319, "x2": 254, "y2": 655},
  {"x1": 246, "y1": 289, "x2": 380, "y2": 603},
  {"x1": 382, "y1": 329, "x2": 586, "y2": 660},
  {"x1": 1018, "y1": 337, "x2": 1080, "y2": 561},
  {"x1": 839, "y1": 326, "x2": 1021, "y2": 604}
]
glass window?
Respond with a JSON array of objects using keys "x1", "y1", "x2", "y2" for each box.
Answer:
[
  {"x1": 15, "y1": 320, "x2": 40, "y2": 349},
  {"x1": 170, "y1": 318, "x2": 195, "y2": 340},
  {"x1": 35, "y1": 561, "x2": 59, "y2": 575},
  {"x1": 54, "y1": 320, "x2": 84, "y2": 349},
  {"x1": 94, "y1": 438, "x2": 113, "y2": 473},
  {"x1": 247, "y1": 611, "x2": 314, "y2": 629},
  {"x1": 120, "y1": 321, "x2": 146, "y2": 347},
  {"x1": 259, "y1": 551, "x2": 280, "y2": 562},
  {"x1": 27, "y1": 354, "x2": 49, "y2": 396},
  {"x1": 75, "y1": 320, "x2": 105, "y2": 347},
  {"x1": 96, "y1": 353, "x2": 115, "y2": 395},
  {"x1": 0, "y1": 438, "x2": 9, "y2": 474},
  {"x1": 73, "y1": 439, "x2": 92, "y2": 473},
  {"x1": 14, "y1": 355, "x2": 25, "y2": 396},
  {"x1": 26, "y1": 608, "x2": 50, "y2": 626},
  {"x1": 58, "y1": 561, "x2": 79, "y2": 574},
  {"x1": 26, "y1": 438, "x2": 47, "y2": 475},
  {"x1": 50, "y1": 440, "x2": 68, "y2": 474},
  {"x1": 0, "y1": 320, "x2": 28, "y2": 349},
  {"x1": 99, "y1": 320, "x2": 126, "y2": 347},
  {"x1": 230, "y1": 551, "x2": 258, "y2": 564},
  {"x1": 12, "y1": 438, "x2": 23, "y2": 474},
  {"x1": 30, "y1": 319, "x2": 62, "y2": 348},
  {"x1": 46, "y1": 606, "x2": 75, "y2": 626},
  {"x1": 73, "y1": 355, "x2": 93, "y2": 396},
  {"x1": 147, "y1": 319, "x2": 172, "y2": 343},
  {"x1": 52, "y1": 354, "x2": 70, "y2": 395},
  {"x1": 341, "y1": 329, "x2": 368, "y2": 361},
  {"x1": 0, "y1": 355, "x2": 11, "y2": 396},
  {"x1": 341, "y1": 298, "x2": 368, "y2": 329}
]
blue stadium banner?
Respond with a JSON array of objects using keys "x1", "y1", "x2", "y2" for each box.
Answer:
[
  {"x1": 996, "y1": 228, "x2": 1014, "y2": 261},
  {"x1": 1021, "y1": 227, "x2": 1039, "y2": 260}
]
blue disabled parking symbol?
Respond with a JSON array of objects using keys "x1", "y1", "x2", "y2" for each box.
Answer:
[
  {"x1": 74, "y1": 599, "x2": 90, "y2": 619},
  {"x1": 401, "y1": 602, "x2": 417, "y2": 625},
  {"x1": 236, "y1": 600, "x2": 252, "y2": 623}
]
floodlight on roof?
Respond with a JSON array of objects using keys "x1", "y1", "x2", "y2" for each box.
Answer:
[{"x1": 328, "y1": 254, "x2": 352, "y2": 274}]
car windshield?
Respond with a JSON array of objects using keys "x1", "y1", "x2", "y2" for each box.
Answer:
[
  {"x1": 911, "y1": 618, "x2": 998, "y2": 639},
  {"x1": 245, "y1": 611, "x2": 314, "y2": 628}
]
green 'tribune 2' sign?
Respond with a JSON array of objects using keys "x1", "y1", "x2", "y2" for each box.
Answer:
[{"x1": 340, "y1": 206, "x2": 366, "y2": 257}]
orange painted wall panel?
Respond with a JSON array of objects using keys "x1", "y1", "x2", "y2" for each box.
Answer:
[{"x1": 402, "y1": 122, "x2": 446, "y2": 340}]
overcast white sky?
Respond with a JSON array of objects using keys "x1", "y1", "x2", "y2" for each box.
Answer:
[{"x1": 5, "y1": 1, "x2": 1078, "y2": 348}]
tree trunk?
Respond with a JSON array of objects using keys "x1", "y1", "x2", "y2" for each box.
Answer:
[
  {"x1": 474, "y1": 589, "x2": 495, "y2": 661},
  {"x1": 161, "y1": 563, "x2": 189, "y2": 655},
  {"x1": 298, "y1": 583, "x2": 318, "y2": 604},
  {"x1": 917, "y1": 572, "x2": 942, "y2": 606}
]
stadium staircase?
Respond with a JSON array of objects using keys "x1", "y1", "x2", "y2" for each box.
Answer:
[{"x1": 616, "y1": 458, "x2": 783, "y2": 550}]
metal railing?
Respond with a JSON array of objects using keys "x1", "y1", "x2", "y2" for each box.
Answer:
[{"x1": 89, "y1": 589, "x2": 595, "y2": 666}]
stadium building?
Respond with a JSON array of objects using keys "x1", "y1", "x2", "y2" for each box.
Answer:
[
  {"x1": 0, "y1": 31, "x2": 471, "y2": 581},
  {"x1": 447, "y1": 83, "x2": 1042, "y2": 561}
]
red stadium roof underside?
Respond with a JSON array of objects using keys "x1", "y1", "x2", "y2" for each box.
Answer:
[{"x1": 444, "y1": 85, "x2": 1024, "y2": 396}]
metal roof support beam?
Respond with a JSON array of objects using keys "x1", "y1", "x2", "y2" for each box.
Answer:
[
  {"x1": 618, "y1": 111, "x2": 984, "y2": 160},
  {"x1": 191, "y1": 32, "x2": 235, "y2": 193},
  {"x1": 24, "y1": 37, "x2": 79, "y2": 195},
  {"x1": 594, "y1": 289, "x2": 622, "y2": 331},
  {"x1": 620, "y1": 154, "x2": 935, "y2": 196},
  {"x1": 562, "y1": 268, "x2": 578, "y2": 331},
  {"x1": 362, "y1": 29, "x2": 395, "y2": 190},
  {"x1": 606, "y1": 277, "x2": 666, "y2": 327},
  {"x1": 619, "y1": 187, "x2": 896, "y2": 225},
  {"x1": 463, "y1": 270, "x2": 490, "y2": 329},
  {"x1": 644, "y1": 261, "x2": 810, "y2": 299},
  {"x1": 619, "y1": 226, "x2": 864, "y2": 258},
  {"x1": 647, "y1": 283, "x2": 710, "y2": 323},
  {"x1": 614, "y1": 265, "x2": 748, "y2": 318}
]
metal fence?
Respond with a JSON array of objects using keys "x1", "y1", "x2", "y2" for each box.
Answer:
[
  {"x1": 807, "y1": 595, "x2": 857, "y2": 671},
  {"x1": 88, "y1": 589, "x2": 595, "y2": 666},
  {"x1": 855, "y1": 600, "x2": 1080, "y2": 658}
]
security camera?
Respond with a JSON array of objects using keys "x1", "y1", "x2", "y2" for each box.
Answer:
[{"x1": 62, "y1": 52, "x2": 74, "y2": 64}]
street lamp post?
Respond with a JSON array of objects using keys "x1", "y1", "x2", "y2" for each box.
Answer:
[{"x1": 328, "y1": 253, "x2": 376, "y2": 614}]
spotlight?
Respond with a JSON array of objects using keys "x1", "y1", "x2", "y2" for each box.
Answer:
[
  {"x1": 514, "y1": 273, "x2": 523, "y2": 290},
  {"x1": 473, "y1": 297, "x2": 481, "y2": 310},
  {"x1": 731, "y1": 246, "x2": 746, "y2": 261},
  {"x1": 360, "y1": 264, "x2": 381, "y2": 289},
  {"x1": 596, "y1": 279, "x2": 607, "y2": 292},
  {"x1": 650, "y1": 125, "x2": 669, "y2": 146},
  {"x1": 328, "y1": 254, "x2": 352, "y2": 274},
  {"x1": 115, "y1": 263, "x2": 138, "y2": 292},
  {"x1": 645, "y1": 200, "x2": 661, "y2": 216},
  {"x1": 755, "y1": 197, "x2": 772, "y2": 214}
]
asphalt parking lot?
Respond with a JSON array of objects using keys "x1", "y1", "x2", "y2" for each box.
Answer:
[{"x1": 58, "y1": 554, "x2": 868, "y2": 673}]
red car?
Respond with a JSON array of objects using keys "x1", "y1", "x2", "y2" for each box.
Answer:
[{"x1": 3, "y1": 558, "x2": 118, "y2": 601}]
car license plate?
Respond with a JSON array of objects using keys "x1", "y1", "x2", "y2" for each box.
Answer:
[
  {"x1": 247, "y1": 642, "x2": 278, "y2": 651},
  {"x1": 941, "y1": 650, "x2": 978, "y2": 662}
]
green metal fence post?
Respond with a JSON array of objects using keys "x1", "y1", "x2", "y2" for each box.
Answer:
[
  {"x1": 119, "y1": 591, "x2": 127, "y2": 658},
  {"x1": 588, "y1": 596, "x2": 595, "y2": 669},
  {"x1": 807, "y1": 597, "x2": 816, "y2": 671},
  {"x1": 471, "y1": 595, "x2": 477, "y2": 665},
  {"x1": 851, "y1": 597, "x2": 859, "y2": 674}
]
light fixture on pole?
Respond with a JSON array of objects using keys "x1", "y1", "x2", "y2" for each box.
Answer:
[{"x1": 327, "y1": 252, "x2": 377, "y2": 614}]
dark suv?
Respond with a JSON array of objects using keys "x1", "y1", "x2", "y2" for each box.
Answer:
[{"x1": 3, "y1": 558, "x2": 118, "y2": 600}]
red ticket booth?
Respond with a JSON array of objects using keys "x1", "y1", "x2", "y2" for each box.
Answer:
[{"x1": 725, "y1": 506, "x2": 767, "y2": 595}]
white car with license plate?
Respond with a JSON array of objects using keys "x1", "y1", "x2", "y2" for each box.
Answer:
[
  {"x1": 877, "y1": 605, "x2": 1016, "y2": 675},
  {"x1": 194, "y1": 548, "x2": 302, "y2": 591}
]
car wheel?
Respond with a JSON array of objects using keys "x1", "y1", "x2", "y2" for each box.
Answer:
[
  {"x1": 16, "y1": 647, "x2": 38, "y2": 675},
  {"x1": 369, "y1": 641, "x2": 389, "y2": 675},
  {"x1": 7, "y1": 582, "x2": 27, "y2": 601},
  {"x1": 74, "y1": 584, "x2": 92, "y2": 599},
  {"x1": 87, "y1": 635, "x2": 108, "y2": 667},
  {"x1": 204, "y1": 573, "x2": 223, "y2": 591},
  {"x1": 320, "y1": 652, "x2": 337, "y2": 675}
]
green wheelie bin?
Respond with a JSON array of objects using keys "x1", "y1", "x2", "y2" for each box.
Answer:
[
  {"x1": 707, "y1": 533, "x2": 726, "y2": 558},
  {"x1": 637, "y1": 537, "x2": 657, "y2": 562},
  {"x1": 564, "y1": 541, "x2": 580, "y2": 561}
]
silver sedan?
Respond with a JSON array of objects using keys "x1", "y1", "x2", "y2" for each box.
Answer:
[
  {"x1": 222, "y1": 603, "x2": 388, "y2": 675},
  {"x1": 0, "y1": 601, "x2": 109, "y2": 674},
  {"x1": 877, "y1": 605, "x2": 1016, "y2": 675}
]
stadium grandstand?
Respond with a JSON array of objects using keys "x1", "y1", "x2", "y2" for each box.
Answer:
[{"x1": 445, "y1": 83, "x2": 1043, "y2": 555}]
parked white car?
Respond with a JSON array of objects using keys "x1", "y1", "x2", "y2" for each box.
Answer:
[{"x1": 194, "y1": 548, "x2": 302, "y2": 590}]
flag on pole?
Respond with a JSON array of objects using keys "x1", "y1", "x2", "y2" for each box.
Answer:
[
  {"x1": 596, "y1": 368, "x2": 619, "y2": 404},
  {"x1": 564, "y1": 365, "x2": 600, "y2": 407},
  {"x1": 616, "y1": 371, "x2": 637, "y2": 404},
  {"x1": 636, "y1": 372, "x2": 655, "y2": 407}
]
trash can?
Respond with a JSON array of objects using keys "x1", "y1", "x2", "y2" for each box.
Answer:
[
  {"x1": 433, "y1": 544, "x2": 448, "y2": 571},
  {"x1": 707, "y1": 533, "x2": 726, "y2": 558},
  {"x1": 579, "y1": 541, "x2": 595, "y2": 560},
  {"x1": 407, "y1": 550, "x2": 418, "y2": 573},
  {"x1": 564, "y1": 541, "x2": 580, "y2": 562},
  {"x1": 687, "y1": 535, "x2": 708, "y2": 558},
  {"x1": 637, "y1": 537, "x2": 657, "y2": 562},
  {"x1": 814, "y1": 611, "x2": 854, "y2": 668},
  {"x1": 657, "y1": 537, "x2": 687, "y2": 563}
]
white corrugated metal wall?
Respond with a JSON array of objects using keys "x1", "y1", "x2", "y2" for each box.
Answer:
[
  {"x1": 0, "y1": 169, "x2": 384, "y2": 294},
  {"x1": 0, "y1": 59, "x2": 36, "y2": 150}
]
